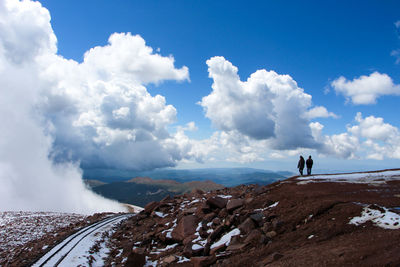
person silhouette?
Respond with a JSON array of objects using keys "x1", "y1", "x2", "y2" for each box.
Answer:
[
  {"x1": 297, "y1": 156, "x2": 305, "y2": 176},
  {"x1": 306, "y1": 155, "x2": 313, "y2": 175}
]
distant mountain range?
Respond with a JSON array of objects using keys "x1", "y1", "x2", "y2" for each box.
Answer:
[
  {"x1": 83, "y1": 168, "x2": 293, "y2": 186},
  {"x1": 84, "y1": 168, "x2": 294, "y2": 206}
]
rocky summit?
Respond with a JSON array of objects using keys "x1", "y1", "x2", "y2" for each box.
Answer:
[{"x1": 104, "y1": 169, "x2": 400, "y2": 266}]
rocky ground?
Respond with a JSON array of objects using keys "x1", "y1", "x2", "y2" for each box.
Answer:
[
  {"x1": 104, "y1": 169, "x2": 400, "y2": 266},
  {"x1": 2, "y1": 169, "x2": 400, "y2": 266}
]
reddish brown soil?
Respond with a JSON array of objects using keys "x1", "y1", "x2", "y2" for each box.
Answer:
[{"x1": 106, "y1": 175, "x2": 400, "y2": 266}]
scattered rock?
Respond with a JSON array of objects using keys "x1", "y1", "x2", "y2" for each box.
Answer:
[
  {"x1": 226, "y1": 198, "x2": 244, "y2": 212},
  {"x1": 125, "y1": 248, "x2": 146, "y2": 267},
  {"x1": 206, "y1": 196, "x2": 228, "y2": 209},
  {"x1": 227, "y1": 242, "x2": 249, "y2": 252},
  {"x1": 183, "y1": 207, "x2": 197, "y2": 215},
  {"x1": 212, "y1": 217, "x2": 221, "y2": 225},
  {"x1": 272, "y1": 219, "x2": 284, "y2": 231},
  {"x1": 238, "y1": 218, "x2": 255, "y2": 234},
  {"x1": 192, "y1": 188, "x2": 205, "y2": 195},
  {"x1": 265, "y1": 230, "x2": 277, "y2": 238},
  {"x1": 191, "y1": 255, "x2": 217, "y2": 267},
  {"x1": 245, "y1": 197, "x2": 254, "y2": 204},
  {"x1": 143, "y1": 201, "x2": 159, "y2": 214},
  {"x1": 210, "y1": 243, "x2": 226, "y2": 255},
  {"x1": 208, "y1": 225, "x2": 224, "y2": 242},
  {"x1": 244, "y1": 229, "x2": 263, "y2": 245},
  {"x1": 218, "y1": 208, "x2": 228, "y2": 218},
  {"x1": 250, "y1": 213, "x2": 264, "y2": 225},
  {"x1": 200, "y1": 202, "x2": 212, "y2": 214},
  {"x1": 163, "y1": 255, "x2": 176, "y2": 264},
  {"x1": 272, "y1": 252, "x2": 284, "y2": 260},
  {"x1": 203, "y1": 212, "x2": 216, "y2": 222},
  {"x1": 172, "y1": 215, "x2": 198, "y2": 242},
  {"x1": 160, "y1": 195, "x2": 172, "y2": 202}
]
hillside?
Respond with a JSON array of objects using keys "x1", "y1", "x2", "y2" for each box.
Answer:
[
  {"x1": 104, "y1": 169, "x2": 400, "y2": 266},
  {"x1": 92, "y1": 177, "x2": 224, "y2": 207},
  {"x1": 3, "y1": 169, "x2": 400, "y2": 266}
]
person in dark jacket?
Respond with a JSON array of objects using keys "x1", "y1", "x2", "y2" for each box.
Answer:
[
  {"x1": 306, "y1": 155, "x2": 313, "y2": 175},
  {"x1": 297, "y1": 156, "x2": 305, "y2": 176}
]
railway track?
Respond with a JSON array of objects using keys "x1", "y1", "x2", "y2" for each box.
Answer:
[{"x1": 32, "y1": 214, "x2": 132, "y2": 267}]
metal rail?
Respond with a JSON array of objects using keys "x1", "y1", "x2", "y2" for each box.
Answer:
[{"x1": 32, "y1": 214, "x2": 131, "y2": 267}]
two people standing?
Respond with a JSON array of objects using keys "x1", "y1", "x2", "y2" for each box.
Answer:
[{"x1": 297, "y1": 155, "x2": 313, "y2": 176}]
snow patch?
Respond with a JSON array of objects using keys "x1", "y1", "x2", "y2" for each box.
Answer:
[
  {"x1": 144, "y1": 256, "x2": 158, "y2": 267},
  {"x1": 298, "y1": 170, "x2": 400, "y2": 184},
  {"x1": 192, "y1": 243, "x2": 203, "y2": 250},
  {"x1": 217, "y1": 195, "x2": 232, "y2": 199},
  {"x1": 268, "y1": 202, "x2": 279, "y2": 208},
  {"x1": 349, "y1": 205, "x2": 400, "y2": 229},
  {"x1": 161, "y1": 218, "x2": 177, "y2": 238},
  {"x1": 156, "y1": 243, "x2": 178, "y2": 253},
  {"x1": 154, "y1": 212, "x2": 167, "y2": 218},
  {"x1": 177, "y1": 256, "x2": 190, "y2": 263},
  {"x1": 210, "y1": 228, "x2": 240, "y2": 249}
]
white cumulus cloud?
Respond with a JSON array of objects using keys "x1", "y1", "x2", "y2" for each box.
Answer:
[
  {"x1": 199, "y1": 56, "x2": 327, "y2": 150},
  {"x1": 37, "y1": 33, "x2": 190, "y2": 171},
  {"x1": 331, "y1": 72, "x2": 400, "y2": 105},
  {"x1": 306, "y1": 106, "x2": 338, "y2": 119},
  {"x1": 310, "y1": 113, "x2": 400, "y2": 160}
]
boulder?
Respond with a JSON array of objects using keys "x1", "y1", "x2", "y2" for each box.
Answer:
[
  {"x1": 200, "y1": 202, "x2": 212, "y2": 214},
  {"x1": 272, "y1": 252, "x2": 284, "y2": 261},
  {"x1": 183, "y1": 207, "x2": 197, "y2": 215},
  {"x1": 227, "y1": 242, "x2": 248, "y2": 252},
  {"x1": 163, "y1": 255, "x2": 176, "y2": 264},
  {"x1": 125, "y1": 248, "x2": 146, "y2": 267},
  {"x1": 143, "y1": 201, "x2": 159, "y2": 214},
  {"x1": 238, "y1": 218, "x2": 255, "y2": 235},
  {"x1": 203, "y1": 212, "x2": 216, "y2": 222},
  {"x1": 183, "y1": 234, "x2": 197, "y2": 245},
  {"x1": 206, "y1": 196, "x2": 228, "y2": 209},
  {"x1": 160, "y1": 195, "x2": 172, "y2": 203},
  {"x1": 272, "y1": 219, "x2": 284, "y2": 231},
  {"x1": 226, "y1": 198, "x2": 244, "y2": 212},
  {"x1": 171, "y1": 215, "x2": 198, "y2": 242},
  {"x1": 266, "y1": 231, "x2": 277, "y2": 238},
  {"x1": 191, "y1": 255, "x2": 217, "y2": 267},
  {"x1": 210, "y1": 243, "x2": 226, "y2": 255},
  {"x1": 262, "y1": 222, "x2": 271, "y2": 234},
  {"x1": 218, "y1": 208, "x2": 228, "y2": 218},
  {"x1": 212, "y1": 217, "x2": 221, "y2": 225},
  {"x1": 254, "y1": 186, "x2": 267, "y2": 195},
  {"x1": 208, "y1": 225, "x2": 224, "y2": 243},
  {"x1": 184, "y1": 242, "x2": 203, "y2": 257},
  {"x1": 192, "y1": 188, "x2": 205, "y2": 195},
  {"x1": 245, "y1": 197, "x2": 254, "y2": 204},
  {"x1": 250, "y1": 213, "x2": 264, "y2": 226},
  {"x1": 244, "y1": 229, "x2": 263, "y2": 245}
]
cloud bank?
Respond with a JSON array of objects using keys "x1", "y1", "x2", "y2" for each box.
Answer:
[{"x1": 0, "y1": 0, "x2": 192, "y2": 213}]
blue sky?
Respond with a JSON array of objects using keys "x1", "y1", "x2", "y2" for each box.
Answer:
[
  {"x1": 41, "y1": 0, "x2": 400, "y2": 128},
  {"x1": 2, "y1": 0, "x2": 400, "y2": 174}
]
